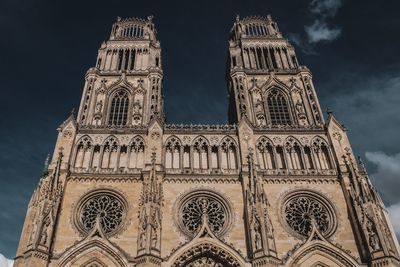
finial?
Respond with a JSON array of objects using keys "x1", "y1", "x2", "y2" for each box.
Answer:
[
  {"x1": 236, "y1": 15, "x2": 240, "y2": 22},
  {"x1": 71, "y1": 108, "x2": 76, "y2": 117},
  {"x1": 42, "y1": 153, "x2": 50, "y2": 176},
  {"x1": 117, "y1": 16, "x2": 121, "y2": 22},
  {"x1": 326, "y1": 107, "x2": 332, "y2": 115},
  {"x1": 357, "y1": 156, "x2": 367, "y2": 173},
  {"x1": 147, "y1": 15, "x2": 154, "y2": 22},
  {"x1": 267, "y1": 14, "x2": 272, "y2": 21}
]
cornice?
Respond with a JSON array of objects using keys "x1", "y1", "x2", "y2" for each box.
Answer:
[
  {"x1": 86, "y1": 68, "x2": 162, "y2": 78},
  {"x1": 229, "y1": 66, "x2": 310, "y2": 76}
]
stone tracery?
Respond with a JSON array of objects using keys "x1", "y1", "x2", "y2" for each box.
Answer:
[
  {"x1": 177, "y1": 191, "x2": 231, "y2": 237},
  {"x1": 283, "y1": 192, "x2": 336, "y2": 238},
  {"x1": 76, "y1": 191, "x2": 126, "y2": 235}
]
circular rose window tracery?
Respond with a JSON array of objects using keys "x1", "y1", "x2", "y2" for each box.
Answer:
[
  {"x1": 283, "y1": 191, "x2": 336, "y2": 238},
  {"x1": 75, "y1": 191, "x2": 126, "y2": 236},
  {"x1": 177, "y1": 190, "x2": 232, "y2": 237}
]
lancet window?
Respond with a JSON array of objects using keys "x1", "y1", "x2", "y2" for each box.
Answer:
[
  {"x1": 285, "y1": 137, "x2": 304, "y2": 170},
  {"x1": 127, "y1": 136, "x2": 145, "y2": 169},
  {"x1": 101, "y1": 137, "x2": 119, "y2": 169},
  {"x1": 220, "y1": 137, "x2": 237, "y2": 170},
  {"x1": 193, "y1": 137, "x2": 209, "y2": 169},
  {"x1": 304, "y1": 146, "x2": 314, "y2": 169},
  {"x1": 312, "y1": 137, "x2": 332, "y2": 170},
  {"x1": 74, "y1": 136, "x2": 92, "y2": 169},
  {"x1": 241, "y1": 46, "x2": 296, "y2": 70},
  {"x1": 165, "y1": 137, "x2": 181, "y2": 169},
  {"x1": 256, "y1": 137, "x2": 275, "y2": 169},
  {"x1": 183, "y1": 145, "x2": 190, "y2": 168},
  {"x1": 163, "y1": 136, "x2": 239, "y2": 172},
  {"x1": 108, "y1": 90, "x2": 129, "y2": 126},
  {"x1": 267, "y1": 89, "x2": 291, "y2": 126},
  {"x1": 254, "y1": 136, "x2": 334, "y2": 172},
  {"x1": 73, "y1": 135, "x2": 147, "y2": 172}
]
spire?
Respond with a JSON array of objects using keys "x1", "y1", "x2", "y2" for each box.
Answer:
[
  {"x1": 357, "y1": 156, "x2": 367, "y2": 174},
  {"x1": 42, "y1": 154, "x2": 50, "y2": 177}
]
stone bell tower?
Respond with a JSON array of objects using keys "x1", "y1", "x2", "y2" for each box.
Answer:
[
  {"x1": 14, "y1": 16, "x2": 165, "y2": 267},
  {"x1": 227, "y1": 15, "x2": 323, "y2": 128},
  {"x1": 78, "y1": 15, "x2": 163, "y2": 128}
]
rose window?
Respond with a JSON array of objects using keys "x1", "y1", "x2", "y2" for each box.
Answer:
[
  {"x1": 283, "y1": 192, "x2": 336, "y2": 238},
  {"x1": 177, "y1": 191, "x2": 231, "y2": 237},
  {"x1": 76, "y1": 191, "x2": 126, "y2": 235}
]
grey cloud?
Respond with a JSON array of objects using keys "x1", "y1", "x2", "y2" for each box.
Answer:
[
  {"x1": 366, "y1": 151, "x2": 400, "y2": 240},
  {"x1": 305, "y1": 20, "x2": 341, "y2": 43},
  {"x1": 388, "y1": 203, "x2": 400, "y2": 240},
  {"x1": 321, "y1": 69, "x2": 400, "y2": 161},
  {"x1": 309, "y1": 0, "x2": 342, "y2": 18},
  {"x1": 365, "y1": 151, "x2": 400, "y2": 205},
  {"x1": 291, "y1": 0, "x2": 343, "y2": 53}
]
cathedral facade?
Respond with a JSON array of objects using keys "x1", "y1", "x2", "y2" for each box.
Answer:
[{"x1": 14, "y1": 15, "x2": 400, "y2": 267}]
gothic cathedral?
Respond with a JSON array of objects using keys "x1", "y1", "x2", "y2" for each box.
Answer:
[{"x1": 15, "y1": 16, "x2": 400, "y2": 267}]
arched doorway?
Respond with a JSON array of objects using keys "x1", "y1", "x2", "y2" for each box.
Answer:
[{"x1": 171, "y1": 242, "x2": 244, "y2": 267}]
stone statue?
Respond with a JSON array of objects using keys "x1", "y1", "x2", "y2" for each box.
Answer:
[
  {"x1": 95, "y1": 100, "x2": 103, "y2": 112},
  {"x1": 295, "y1": 100, "x2": 305, "y2": 115},
  {"x1": 151, "y1": 227, "x2": 158, "y2": 248},
  {"x1": 40, "y1": 217, "x2": 51, "y2": 245},
  {"x1": 255, "y1": 99, "x2": 263, "y2": 114},
  {"x1": 254, "y1": 220, "x2": 262, "y2": 250},
  {"x1": 133, "y1": 100, "x2": 141, "y2": 115},
  {"x1": 367, "y1": 219, "x2": 381, "y2": 251},
  {"x1": 139, "y1": 229, "x2": 146, "y2": 248}
]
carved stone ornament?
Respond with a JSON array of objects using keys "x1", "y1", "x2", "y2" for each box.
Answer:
[
  {"x1": 75, "y1": 191, "x2": 127, "y2": 236},
  {"x1": 151, "y1": 132, "x2": 161, "y2": 140},
  {"x1": 177, "y1": 190, "x2": 232, "y2": 238},
  {"x1": 282, "y1": 191, "x2": 337, "y2": 238},
  {"x1": 332, "y1": 132, "x2": 342, "y2": 142}
]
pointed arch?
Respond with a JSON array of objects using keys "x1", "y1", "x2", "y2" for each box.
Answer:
[
  {"x1": 80, "y1": 258, "x2": 107, "y2": 267},
  {"x1": 285, "y1": 136, "x2": 304, "y2": 170},
  {"x1": 74, "y1": 135, "x2": 93, "y2": 169},
  {"x1": 57, "y1": 238, "x2": 130, "y2": 267},
  {"x1": 256, "y1": 136, "x2": 275, "y2": 169},
  {"x1": 166, "y1": 238, "x2": 248, "y2": 267},
  {"x1": 125, "y1": 135, "x2": 145, "y2": 169},
  {"x1": 192, "y1": 136, "x2": 209, "y2": 170},
  {"x1": 284, "y1": 240, "x2": 359, "y2": 267},
  {"x1": 311, "y1": 136, "x2": 333, "y2": 170},
  {"x1": 265, "y1": 87, "x2": 292, "y2": 126},
  {"x1": 219, "y1": 136, "x2": 238, "y2": 170},
  {"x1": 165, "y1": 136, "x2": 182, "y2": 169},
  {"x1": 101, "y1": 136, "x2": 119, "y2": 169},
  {"x1": 107, "y1": 89, "x2": 130, "y2": 126}
]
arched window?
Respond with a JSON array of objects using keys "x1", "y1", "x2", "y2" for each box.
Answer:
[
  {"x1": 285, "y1": 137, "x2": 304, "y2": 170},
  {"x1": 312, "y1": 138, "x2": 332, "y2": 170},
  {"x1": 108, "y1": 90, "x2": 129, "y2": 126},
  {"x1": 193, "y1": 137, "x2": 208, "y2": 170},
  {"x1": 256, "y1": 137, "x2": 275, "y2": 169},
  {"x1": 74, "y1": 136, "x2": 92, "y2": 169},
  {"x1": 165, "y1": 137, "x2": 181, "y2": 169},
  {"x1": 220, "y1": 137, "x2": 237, "y2": 170},
  {"x1": 101, "y1": 137, "x2": 119, "y2": 169},
  {"x1": 267, "y1": 89, "x2": 291, "y2": 125},
  {"x1": 128, "y1": 136, "x2": 145, "y2": 169}
]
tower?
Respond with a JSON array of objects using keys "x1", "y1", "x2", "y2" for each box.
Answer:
[{"x1": 15, "y1": 15, "x2": 400, "y2": 267}]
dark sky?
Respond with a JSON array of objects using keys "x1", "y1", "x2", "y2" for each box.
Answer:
[{"x1": 1, "y1": 0, "x2": 400, "y2": 259}]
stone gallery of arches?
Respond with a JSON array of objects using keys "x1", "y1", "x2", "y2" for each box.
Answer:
[{"x1": 15, "y1": 15, "x2": 400, "y2": 267}]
